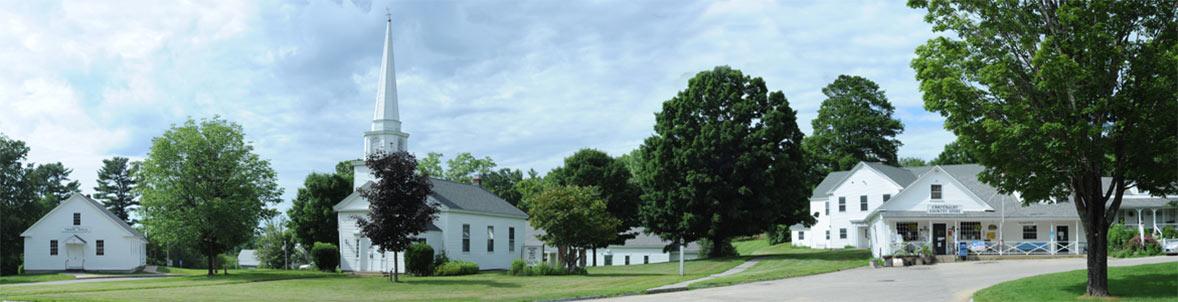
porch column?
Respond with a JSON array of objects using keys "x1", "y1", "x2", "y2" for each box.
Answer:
[
  {"x1": 1152, "y1": 209, "x2": 1159, "y2": 235},
  {"x1": 1073, "y1": 220, "x2": 1080, "y2": 255},
  {"x1": 998, "y1": 221, "x2": 1004, "y2": 255},
  {"x1": 1137, "y1": 209, "x2": 1145, "y2": 247},
  {"x1": 927, "y1": 220, "x2": 932, "y2": 247},
  {"x1": 1049, "y1": 222, "x2": 1055, "y2": 255}
]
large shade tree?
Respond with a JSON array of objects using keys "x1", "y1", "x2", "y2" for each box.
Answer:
[
  {"x1": 930, "y1": 139, "x2": 977, "y2": 165},
  {"x1": 94, "y1": 157, "x2": 140, "y2": 225},
  {"x1": 527, "y1": 185, "x2": 620, "y2": 271},
  {"x1": 480, "y1": 168, "x2": 523, "y2": 206},
  {"x1": 909, "y1": 0, "x2": 1177, "y2": 296},
  {"x1": 356, "y1": 151, "x2": 437, "y2": 282},
  {"x1": 139, "y1": 118, "x2": 283, "y2": 276},
  {"x1": 803, "y1": 75, "x2": 905, "y2": 175},
  {"x1": 638, "y1": 66, "x2": 811, "y2": 257},
  {"x1": 0, "y1": 134, "x2": 82, "y2": 274},
  {"x1": 549, "y1": 149, "x2": 641, "y2": 264}
]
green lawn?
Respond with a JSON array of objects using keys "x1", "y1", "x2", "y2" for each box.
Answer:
[
  {"x1": 693, "y1": 239, "x2": 869, "y2": 288},
  {"x1": 974, "y1": 262, "x2": 1178, "y2": 302},
  {"x1": 0, "y1": 273, "x2": 75, "y2": 285}
]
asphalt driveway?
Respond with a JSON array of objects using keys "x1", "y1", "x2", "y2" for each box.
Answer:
[{"x1": 597, "y1": 256, "x2": 1178, "y2": 302}]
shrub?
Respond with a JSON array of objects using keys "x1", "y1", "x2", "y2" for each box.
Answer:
[
  {"x1": 434, "y1": 260, "x2": 479, "y2": 276},
  {"x1": 404, "y1": 242, "x2": 434, "y2": 276},
  {"x1": 433, "y1": 251, "x2": 449, "y2": 269},
  {"x1": 513, "y1": 263, "x2": 587, "y2": 276},
  {"x1": 1162, "y1": 226, "x2": 1178, "y2": 239},
  {"x1": 1112, "y1": 235, "x2": 1163, "y2": 258},
  {"x1": 767, "y1": 224, "x2": 791, "y2": 245},
  {"x1": 1107, "y1": 223, "x2": 1136, "y2": 250},
  {"x1": 310, "y1": 242, "x2": 340, "y2": 272},
  {"x1": 510, "y1": 259, "x2": 526, "y2": 276},
  {"x1": 699, "y1": 238, "x2": 737, "y2": 258}
]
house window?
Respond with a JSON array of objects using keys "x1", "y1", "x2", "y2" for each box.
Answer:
[
  {"x1": 73, "y1": 213, "x2": 81, "y2": 225},
  {"x1": 487, "y1": 226, "x2": 495, "y2": 252},
  {"x1": 604, "y1": 255, "x2": 613, "y2": 266},
  {"x1": 462, "y1": 224, "x2": 471, "y2": 253},
  {"x1": 624, "y1": 255, "x2": 630, "y2": 265},
  {"x1": 896, "y1": 222, "x2": 919, "y2": 241},
  {"x1": 838, "y1": 197, "x2": 846, "y2": 212},
  {"x1": 644, "y1": 255, "x2": 649, "y2": 264},
  {"x1": 960, "y1": 222, "x2": 982, "y2": 240},
  {"x1": 509, "y1": 227, "x2": 516, "y2": 252},
  {"x1": 1022, "y1": 225, "x2": 1037, "y2": 240},
  {"x1": 931, "y1": 184, "x2": 943, "y2": 199},
  {"x1": 883, "y1": 194, "x2": 891, "y2": 202},
  {"x1": 50, "y1": 240, "x2": 58, "y2": 255},
  {"x1": 839, "y1": 228, "x2": 847, "y2": 239},
  {"x1": 825, "y1": 230, "x2": 830, "y2": 240},
  {"x1": 860, "y1": 195, "x2": 868, "y2": 211},
  {"x1": 97, "y1": 240, "x2": 105, "y2": 256},
  {"x1": 798, "y1": 231, "x2": 805, "y2": 240}
]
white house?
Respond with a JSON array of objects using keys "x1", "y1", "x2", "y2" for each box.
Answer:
[
  {"x1": 793, "y1": 162, "x2": 1177, "y2": 259},
  {"x1": 523, "y1": 226, "x2": 701, "y2": 267},
  {"x1": 21, "y1": 193, "x2": 147, "y2": 273},
  {"x1": 332, "y1": 16, "x2": 528, "y2": 273},
  {"x1": 237, "y1": 249, "x2": 259, "y2": 269}
]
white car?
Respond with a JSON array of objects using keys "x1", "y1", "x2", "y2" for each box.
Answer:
[{"x1": 1163, "y1": 239, "x2": 1178, "y2": 255}]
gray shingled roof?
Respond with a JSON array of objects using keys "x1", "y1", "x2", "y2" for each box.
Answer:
[
  {"x1": 429, "y1": 178, "x2": 527, "y2": 218},
  {"x1": 811, "y1": 171, "x2": 849, "y2": 199},
  {"x1": 79, "y1": 193, "x2": 146, "y2": 240},
  {"x1": 864, "y1": 162, "x2": 918, "y2": 187}
]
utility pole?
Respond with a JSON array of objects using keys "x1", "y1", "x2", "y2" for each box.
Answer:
[{"x1": 678, "y1": 242, "x2": 685, "y2": 276}]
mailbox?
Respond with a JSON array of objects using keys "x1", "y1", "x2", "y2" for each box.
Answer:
[{"x1": 957, "y1": 242, "x2": 968, "y2": 261}]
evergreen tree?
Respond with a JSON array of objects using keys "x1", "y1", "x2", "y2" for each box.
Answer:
[
  {"x1": 803, "y1": 75, "x2": 904, "y2": 174},
  {"x1": 94, "y1": 156, "x2": 140, "y2": 225}
]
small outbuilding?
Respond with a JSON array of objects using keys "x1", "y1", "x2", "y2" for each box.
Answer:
[
  {"x1": 21, "y1": 193, "x2": 147, "y2": 273},
  {"x1": 237, "y1": 249, "x2": 259, "y2": 268}
]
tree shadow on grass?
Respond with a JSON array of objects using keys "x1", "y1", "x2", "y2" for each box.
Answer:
[
  {"x1": 406, "y1": 279, "x2": 522, "y2": 288},
  {"x1": 1061, "y1": 273, "x2": 1177, "y2": 299},
  {"x1": 756, "y1": 249, "x2": 871, "y2": 261},
  {"x1": 580, "y1": 273, "x2": 667, "y2": 277}
]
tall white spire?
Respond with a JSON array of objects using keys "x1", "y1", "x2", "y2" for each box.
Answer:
[{"x1": 364, "y1": 13, "x2": 409, "y2": 156}]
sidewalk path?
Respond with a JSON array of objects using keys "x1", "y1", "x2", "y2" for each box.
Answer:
[
  {"x1": 597, "y1": 256, "x2": 1177, "y2": 302},
  {"x1": 646, "y1": 257, "x2": 763, "y2": 294}
]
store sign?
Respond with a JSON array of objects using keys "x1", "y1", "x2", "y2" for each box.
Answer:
[
  {"x1": 927, "y1": 204, "x2": 962, "y2": 214},
  {"x1": 62, "y1": 226, "x2": 90, "y2": 234}
]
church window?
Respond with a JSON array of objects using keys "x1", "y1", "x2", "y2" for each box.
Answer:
[
  {"x1": 508, "y1": 227, "x2": 516, "y2": 252},
  {"x1": 487, "y1": 226, "x2": 495, "y2": 253},
  {"x1": 462, "y1": 224, "x2": 471, "y2": 253},
  {"x1": 74, "y1": 213, "x2": 81, "y2": 225},
  {"x1": 97, "y1": 240, "x2": 105, "y2": 256},
  {"x1": 50, "y1": 240, "x2": 58, "y2": 255}
]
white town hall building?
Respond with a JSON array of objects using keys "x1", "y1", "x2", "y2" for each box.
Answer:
[
  {"x1": 792, "y1": 162, "x2": 1177, "y2": 259},
  {"x1": 21, "y1": 193, "x2": 147, "y2": 273},
  {"x1": 333, "y1": 17, "x2": 528, "y2": 273}
]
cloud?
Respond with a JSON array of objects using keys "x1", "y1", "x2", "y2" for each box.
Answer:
[{"x1": 0, "y1": 0, "x2": 955, "y2": 214}]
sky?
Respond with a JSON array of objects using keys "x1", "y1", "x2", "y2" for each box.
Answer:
[{"x1": 0, "y1": 0, "x2": 955, "y2": 213}]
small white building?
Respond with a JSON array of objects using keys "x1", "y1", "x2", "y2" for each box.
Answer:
[
  {"x1": 523, "y1": 226, "x2": 701, "y2": 267},
  {"x1": 793, "y1": 162, "x2": 1177, "y2": 259},
  {"x1": 331, "y1": 16, "x2": 528, "y2": 273},
  {"x1": 237, "y1": 249, "x2": 259, "y2": 269},
  {"x1": 21, "y1": 193, "x2": 147, "y2": 273}
]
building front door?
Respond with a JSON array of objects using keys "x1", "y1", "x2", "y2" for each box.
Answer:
[
  {"x1": 66, "y1": 244, "x2": 84, "y2": 270},
  {"x1": 933, "y1": 223, "x2": 947, "y2": 255},
  {"x1": 1056, "y1": 225, "x2": 1069, "y2": 253}
]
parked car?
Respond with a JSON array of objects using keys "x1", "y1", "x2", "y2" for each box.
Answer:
[{"x1": 1163, "y1": 239, "x2": 1178, "y2": 255}]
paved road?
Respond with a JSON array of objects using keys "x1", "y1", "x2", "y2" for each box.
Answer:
[{"x1": 597, "y1": 256, "x2": 1178, "y2": 302}]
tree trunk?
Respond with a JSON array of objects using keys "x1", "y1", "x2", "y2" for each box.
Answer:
[
  {"x1": 393, "y1": 251, "x2": 399, "y2": 283},
  {"x1": 206, "y1": 244, "x2": 215, "y2": 277},
  {"x1": 1085, "y1": 222, "x2": 1110, "y2": 296},
  {"x1": 708, "y1": 235, "x2": 730, "y2": 258}
]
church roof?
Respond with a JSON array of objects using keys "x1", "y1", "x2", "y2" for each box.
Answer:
[{"x1": 429, "y1": 178, "x2": 528, "y2": 218}]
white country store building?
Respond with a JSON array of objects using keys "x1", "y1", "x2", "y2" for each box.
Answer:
[
  {"x1": 21, "y1": 193, "x2": 147, "y2": 273},
  {"x1": 332, "y1": 16, "x2": 528, "y2": 273},
  {"x1": 792, "y1": 162, "x2": 1177, "y2": 258}
]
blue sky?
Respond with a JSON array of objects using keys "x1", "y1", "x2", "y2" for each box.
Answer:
[{"x1": 0, "y1": 0, "x2": 954, "y2": 212}]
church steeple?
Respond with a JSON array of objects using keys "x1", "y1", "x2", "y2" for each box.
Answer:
[{"x1": 364, "y1": 14, "x2": 409, "y2": 156}]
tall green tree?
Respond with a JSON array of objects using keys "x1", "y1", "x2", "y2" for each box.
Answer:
[
  {"x1": 417, "y1": 152, "x2": 444, "y2": 178},
  {"x1": 803, "y1": 75, "x2": 904, "y2": 174},
  {"x1": 256, "y1": 217, "x2": 297, "y2": 269},
  {"x1": 0, "y1": 135, "x2": 37, "y2": 275},
  {"x1": 94, "y1": 157, "x2": 140, "y2": 225},
  {"x1": 909, "y1": 0, "x2": 1177, "y2": 296},
  {"x1": 638, "y1": 66, "x2": 811, "y2": 258},
  {"x1": 415, "y1": 152, "x2": 497, "y2": 184},
  {"x1": 27, "y1": 162, "x2": 81, "y2": 209},
  {"x1": 899, "y1": 157, "x2": 928, "y2": 167},
  {"x1": 527, "y1": 185, "x2": 620, "y2": 271},
  {"x1": 287, "y1": 162, "x2": 353, "y2": 248},
  {"x1": 549, "y1": 149, "x2": 641, "y2": 240},
  {"x1": 139, "y1": 117, "x2": 283, "y2": 276},
  {"x1": 512, "y1": 169, "x2": 550, "y2": 213},
  {"x1": 480, "y1": 168, "x2": 523, "y2": 206},
  {"x1": 930, "y1": 139, "x2": 977, "y2": 165},
  {"x1": 357, "y1": 151, "x2": 437, "y2": 282}
]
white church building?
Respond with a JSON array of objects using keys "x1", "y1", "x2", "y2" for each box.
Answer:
[
  {"x1": 792, "y1": 162, "x2": 1177, "y2": 259},
  {"x1": 21, "y1": 193, "x2": 147, "y2": 273},
  {"x1": 333, "y1": 16, "x2": 528, "y2": 273}
]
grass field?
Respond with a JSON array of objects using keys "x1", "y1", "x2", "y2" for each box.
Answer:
[
  {"x1": 0, "y1": 273, "x2": 74, "y2": 285},
  {"x1": 0, "y1": 239, "x2": 869, "y2": 301},
  {"x1": 695, "y1": 239, "x2": 869, "y2": 288},
  {"x1": 973, "y1": 262, "x2": 1178, "y2": 302}
]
